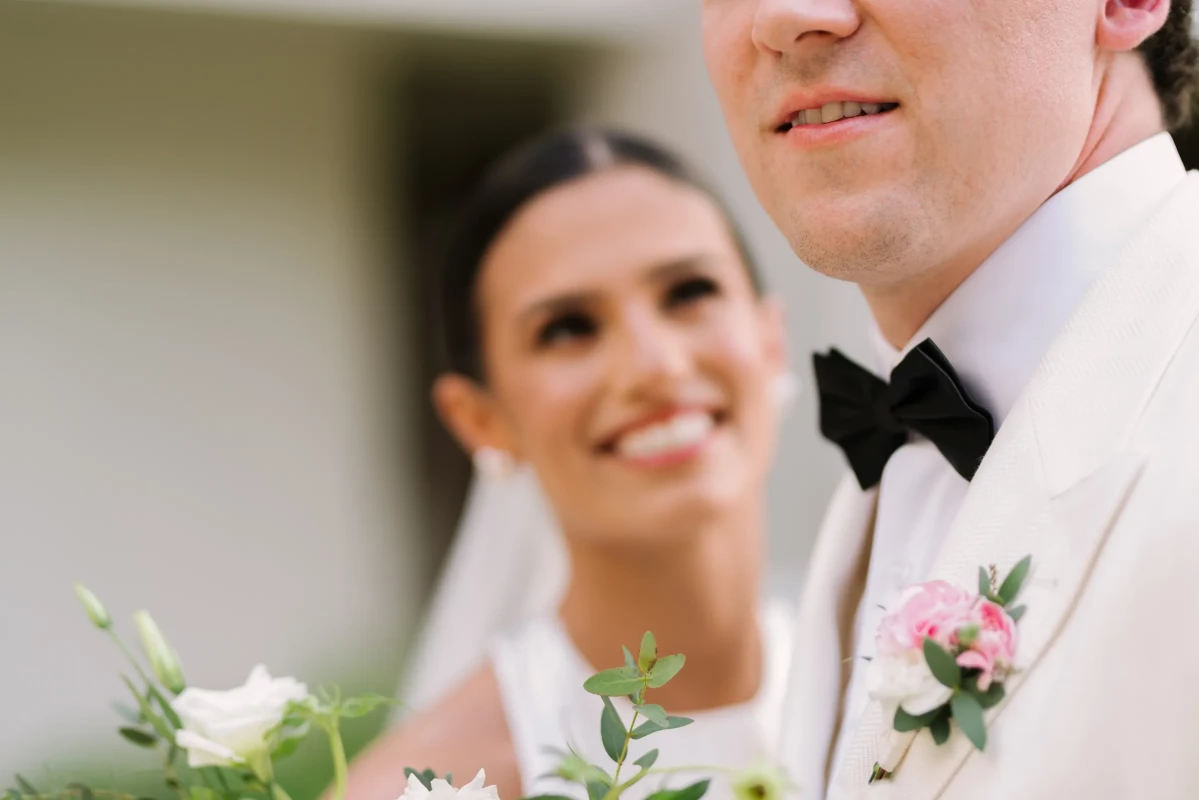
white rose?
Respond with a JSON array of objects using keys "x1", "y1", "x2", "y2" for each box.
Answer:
[
  {"x1": 866, "y1": 651, "x2": 952, "y2": 718},
  {"x1": 399, "y1": 770, "x2": 499, "y2": 800},
  {"x1": 172, "y1": 664, "x2": 308, "y2": 777}
]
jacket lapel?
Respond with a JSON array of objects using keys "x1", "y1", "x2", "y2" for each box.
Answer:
[
  {"x1": 779, "y1": 474, "x2": 877, "y2": 800},
  {"x1": 830, "y1": 172, "x2": 1199, "y2": 798}
]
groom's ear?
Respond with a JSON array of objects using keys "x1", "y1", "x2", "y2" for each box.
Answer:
[
  {"x1": 432, "y1": 373, "x2": 518, "y2": 459},
  {"x1": 1096, "y1": 0, "x2": 1171, "y2": 51}
]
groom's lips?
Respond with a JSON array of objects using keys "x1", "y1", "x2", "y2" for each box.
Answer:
[
  {"x1": 771, "y1": 89, "x2": 901, "y2": 148},
  {"x1": 771, "y1": 88, "x2": 898, "y2": 130}
]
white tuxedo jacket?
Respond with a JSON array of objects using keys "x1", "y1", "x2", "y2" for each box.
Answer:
[{"x1": 781, "y1": 171, "x2": 1199, "y2": 800}]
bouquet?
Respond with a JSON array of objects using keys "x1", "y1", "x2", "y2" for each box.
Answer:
[{"x1": 7, "y1": 586, "x2": 791, "y2": 800}]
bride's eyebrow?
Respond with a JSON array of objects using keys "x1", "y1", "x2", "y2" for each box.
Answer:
[
  {"x1": 644, "y1": 253, "x2": 721, "y2": 283},
  {"x1": 516, "y1": 254, "x2": 721, "y2": 321}
]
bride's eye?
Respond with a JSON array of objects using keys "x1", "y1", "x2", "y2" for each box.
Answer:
[
  {"x1": 665, "y1": 276, "x2": 721, "y2": 308},
  {"x1": 536, "y1": 311, "x2": 597, "y2": 346}
]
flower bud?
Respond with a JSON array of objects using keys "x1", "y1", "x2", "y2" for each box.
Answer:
[
  {"x1": 74, "y1": 583, "x2": 112, "y2": 630},
  {"x1": 134, "y1": 611, "x2": 186, "y2": 693}
]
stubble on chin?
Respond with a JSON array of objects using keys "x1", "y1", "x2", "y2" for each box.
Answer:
[{"x1": 781, "y1": 203, "x2": 925, "y2": 287}]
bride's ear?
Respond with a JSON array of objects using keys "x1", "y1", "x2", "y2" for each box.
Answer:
[
  {"x1": 431, "y1": 373, "x2": 517, "y2": 459},
  {"x1": 757, "y1": 294, "x2": 790, "y2": 374}
]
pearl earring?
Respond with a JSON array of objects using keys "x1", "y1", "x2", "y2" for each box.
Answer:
[
  {"x1": 473, "y1": 446, "x2": 516, "y2": 480},
  {"x1": 774, "y1": 370, "x2": 801, "y2": 415}
]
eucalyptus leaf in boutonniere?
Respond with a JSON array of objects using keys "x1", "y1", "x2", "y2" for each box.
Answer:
[{"x1": 864, "y1": 556, "x2": 1032, "y2": 782}]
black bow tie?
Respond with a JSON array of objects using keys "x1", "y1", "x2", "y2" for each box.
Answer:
[{"x1": 813, "y1": 338, "x2": 995, "y2": 490}]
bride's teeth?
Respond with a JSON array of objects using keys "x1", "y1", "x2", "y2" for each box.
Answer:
[
  {"x1": 843, "y1": 101, "x2": 862, "y2": 118},
  {"x1": 616, "y1": 411, "x2": 714, "y2": 459},
  {"x1": 804, "y1": 108, "x2": 823, "y2": 125},
  {"x1": 821, "y1": 102, "x2": 844, "y2": 123},
  {"x1": 861, "y1": 103, "x2": 881, "y2": 115}
]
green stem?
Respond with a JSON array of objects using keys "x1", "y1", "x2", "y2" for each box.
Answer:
[
  {"x1": 108, "y1": 629, "x2": 153, "y2": 687},
  {"x1": 326, "y1": 717, "x2": 349, "y2": 800},
  {"x1": 212, "y1": 770, "x2": 233, "y2": 795},
  {"x1": 643, "y1": 766, "x2": 737, "y2": 777},
  {"x1": 271, "y1": 784, "x2": 295, "y2": 800},
  {"x1": 163, "y1": 746, "x2": 187, "y2": 800}
]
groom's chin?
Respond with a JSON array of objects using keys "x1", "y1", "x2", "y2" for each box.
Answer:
[{"x1": 778, "y1": 200, "x2": 924, "y2": 285}]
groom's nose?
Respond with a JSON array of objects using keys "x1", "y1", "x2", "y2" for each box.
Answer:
[{"x1": 752, "y1": 0, "x2": 861, "y2": 56}]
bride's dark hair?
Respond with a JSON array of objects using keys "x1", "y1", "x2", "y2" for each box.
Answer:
[{"x1": 439, "y1": 127, "x2": 763, "y2": 382}]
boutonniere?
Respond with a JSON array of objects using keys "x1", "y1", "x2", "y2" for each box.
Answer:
[{"x1": 865, "y1": 556, "x2": 1031, "y2": 782}]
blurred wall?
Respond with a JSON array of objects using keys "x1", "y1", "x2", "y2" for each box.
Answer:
[{"x1": 0, "y1": 3, "x2": 421, "y2": 772}]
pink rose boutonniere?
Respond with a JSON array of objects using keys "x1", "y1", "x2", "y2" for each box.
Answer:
[{"x1": 865, "y1": 556, "x2": 1031, "y2": 782}]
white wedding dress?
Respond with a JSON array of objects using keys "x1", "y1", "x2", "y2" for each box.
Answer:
[{"x1": 490, "y1": 601, "x2": 795, "y2": 799}]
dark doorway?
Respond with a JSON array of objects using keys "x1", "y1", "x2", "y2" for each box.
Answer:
[{"x1": 391, "y1": 37, "x2": 578, "y2": 571}]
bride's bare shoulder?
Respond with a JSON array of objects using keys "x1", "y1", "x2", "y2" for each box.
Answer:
[{"x1": 344, "y1": 664, "x2": 520, "y2": 800}]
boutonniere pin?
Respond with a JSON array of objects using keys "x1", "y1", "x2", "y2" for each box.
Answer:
[{"x1": 865, "y1": 556, "x2": 1031, "y2": 782}]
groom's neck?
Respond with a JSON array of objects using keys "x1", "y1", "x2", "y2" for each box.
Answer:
[
  {"x1": 864, "y1": 53, "x2": 1167, "y2": 350},
  {"x1": 558, "y1": 506, "x2": 764, "y2": 712}
]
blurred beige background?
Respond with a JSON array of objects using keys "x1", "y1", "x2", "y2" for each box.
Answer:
[{"x1": 0, "y1": 0, "x2": 906, "y2": 782}]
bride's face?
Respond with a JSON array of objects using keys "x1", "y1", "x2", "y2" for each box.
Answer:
[{"x1": 444, "y1": 166, "x2": 786, "y2": 544}]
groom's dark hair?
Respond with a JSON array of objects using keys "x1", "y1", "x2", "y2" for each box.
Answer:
[{"x1": 1140, "y1": 0, "x2": 1199, "y2": 129}]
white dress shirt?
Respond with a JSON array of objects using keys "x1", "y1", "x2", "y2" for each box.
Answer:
[{"x1": 830, "y1": 132, "x2": 1188, "y2": 775}]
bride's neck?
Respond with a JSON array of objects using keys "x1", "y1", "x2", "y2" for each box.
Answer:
[{"x1": 557, "y1": 503, "x2": 764, "y2": 712}]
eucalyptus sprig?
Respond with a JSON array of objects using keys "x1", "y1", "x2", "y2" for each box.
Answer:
[{"x1": 527, "y1": 632, "x2": 709, "y2": 800}]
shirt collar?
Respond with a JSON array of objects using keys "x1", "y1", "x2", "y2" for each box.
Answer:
[{"x1": 873, "y1": 132, "x2": 1187, "y2": 425}]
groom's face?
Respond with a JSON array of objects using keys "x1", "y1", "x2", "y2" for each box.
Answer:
[{"x1": 703, "y1": 0, "x2": 1101, "y2": 285}]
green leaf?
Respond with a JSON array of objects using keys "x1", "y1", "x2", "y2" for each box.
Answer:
[
  {"x1": 638, "y1": 631, "x2": 658, "y2": 672},
  {"x1": 956, "y1": 624, "x2": 980, "y2": 648},
  {"x1": 122, "y1": 676, "x2": 174, "y2": 741},
  {"x1": 147, "y1": 685, "x2": 183, "y2": 730},
  {"x1": 403, "y1": 768, "x2": 434, "y2": 791},
  {"x1": 66, "y1": 784, "x2": 94, "y2": 800},
  {"x1": 111, "y1": 700, "x2": 143, "y2": 725},
  {"x1": 950, "y1": 691, "x2": 987, "y2": 751},
  {"x1": 584, "y1": 667, "x2": 645, "y2": 697},
  {"x1": 272, "y1": 730, "x2": 308, "y2": 760},
  {"x1": 523, "y1": 796, "x2": 578, "y2": 800},
  {"x1": 977, "y1": 566, "x2": 992, "y2": 597},
  {"x1": 633, "y1": 703, "x2": 668, "y2": 727},
  {"x1": 623, "y1": 646, "x2": 638, "y2": 672},
  {"x1": 930, "y1": 714, "x2": 951, "y2": 745},
  {"x1": 586, "y1": 781, "x2": 610, "y2": 800},
  {"x1": 893, "y1": 706, "x2": 943, "y2": 732},
  {"x1": 5, "y1": 789, "x2": 22, "y2": 800},
  {"x1": 340, "y1": 695, "x2": 392, "y2": 718},
  {"x1": 119, "y1": 726, "x2": 158, "y2": 747},
  {"x1": 14, "y1": 776, "x2": 37, "y2": 796},
  {"x1": 630, "y1": 715, "x2": 694, "y2": 739},
  {"x1": 971, "y1": 681, "x2": 1006, "y2": 710},
  {"x1": 923, "y1": 638, "x2": 961, "y2": 689},
  {"x1": 634, "y1": 749, "x2": 660, "y2": 770},
  {"x1": 998, "y1": 555, "x2": 1032, "y2": 605},
  {"x1": 646, "y1": 779, "x2": 710, "y2": 800},
  {"x1": 600, "y1": 697, "x2": 627, "y2": 763},
  {"x1": 1007, "y1": 605, "x2": 1027, "y2": 623},
  {"x1": 647, "y1": 654, "x2": 685, "y2": 688}
]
